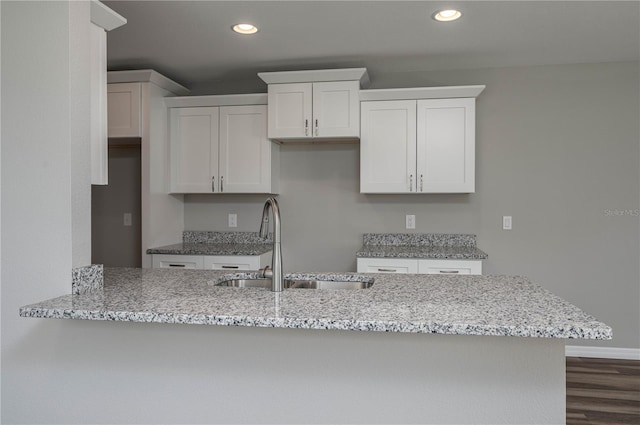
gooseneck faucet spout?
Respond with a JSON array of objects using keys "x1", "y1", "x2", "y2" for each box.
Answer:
[{"x1": 259, "y1": 197, "x2": 283, "y2": 292}]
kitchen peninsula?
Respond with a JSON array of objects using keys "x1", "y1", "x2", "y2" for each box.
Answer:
[{"x1": 20, "y1": 267, "x2": 611, "y2": 423}]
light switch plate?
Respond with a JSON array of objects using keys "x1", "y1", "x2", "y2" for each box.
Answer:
[
  {"x1": 123, "y1": 213, "x2": 132, "y2": 226},
  {"x1": 503, "y1": 216, "x2": 512, "y2": 230},
  {"x1": 228, "y1": 213, "x2": 238, "y2": 228}
]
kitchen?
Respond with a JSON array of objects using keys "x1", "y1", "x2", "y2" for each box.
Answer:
[{"x1": 2, "y1": 1, "x2": 639, "y2": 424}]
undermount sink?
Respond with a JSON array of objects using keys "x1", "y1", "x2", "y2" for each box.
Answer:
[{"x1": 216, "y1": 277, "x2": 374, "y2": 290}]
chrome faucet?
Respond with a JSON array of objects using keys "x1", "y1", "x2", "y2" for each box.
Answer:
[{"x1": 259, "y1": 197, "x2": 283, "y2": 292}]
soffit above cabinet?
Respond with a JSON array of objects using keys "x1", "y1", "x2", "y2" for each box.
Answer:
[
  {"x1": 258, "y1": 68, "x2": 370, "y2": 88},
  {"x1": 360, "y1": 85, "x2": 486, "y2": 102}
]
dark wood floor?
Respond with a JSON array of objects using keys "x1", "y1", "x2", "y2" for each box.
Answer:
[{"x1": 566, "y1": 357, "x2": 640, "y2": 424}]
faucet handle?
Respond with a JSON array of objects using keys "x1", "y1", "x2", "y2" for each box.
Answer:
[{"x1": 260, "y1": 265, "x2": 273, "y2": 279}]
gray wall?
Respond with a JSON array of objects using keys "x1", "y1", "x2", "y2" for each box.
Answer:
[
  {"x1": 92, "y1": 145, "x2": 142, "y2": 267},
  {"x1": 185, "y1": 61, "x2": 640, "y2": 350}
]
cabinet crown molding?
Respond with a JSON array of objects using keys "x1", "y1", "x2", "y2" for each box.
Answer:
[
  {"x1": 360, "y1": 85, "x2": 486, "y2": 102},
  {"x1": 258, "y1": 68, "x2": 370, "y2": 88},
  {"x1": 107, "y1": 70, "x2": 190, "y2": 96},
  {"x1": 164, "y1": 93, "x2": 267, "y2": 108},
  {"x1": 90, "y1": 0, "x2": 126, "y2": 31}
]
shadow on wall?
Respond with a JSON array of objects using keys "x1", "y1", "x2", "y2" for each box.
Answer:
[{"x1": 92, "y1": 143, "x2": 142, "y2": 267}]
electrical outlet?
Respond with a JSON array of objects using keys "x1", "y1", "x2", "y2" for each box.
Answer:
[
  {"x1": 406, "y1": 215, "x2": 416, "y2": 229},
  {"x1": 503, "y1": 216, "x2": 512, "y2": 230},
  {"x1": 228, "y1": 213, "x2": 238, "y2": 228},
  {"x1": 123, "y1": 213, "x2": 132, "y2": 226}
]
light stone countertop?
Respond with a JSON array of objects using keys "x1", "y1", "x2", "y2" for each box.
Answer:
[
  {"x1": 357, "y1": 232, "x2": 489, "y2": 260},
  {"x1": 20, "y1": 268, "x2": 611, "y2": 339},
  {"x1": 146, "y1": 242, "x2": 272, "y2": 256}
]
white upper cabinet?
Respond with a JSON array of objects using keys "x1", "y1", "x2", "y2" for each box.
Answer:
[
  {"x1": 360, "y1": 100, "x2": 416, "y2": 193},
  {"x1": 89, "y1": 0, "x2": 126, "y2": 185},
  {"x1": 167, "y1": 96, "x2": 279, "y2": 194},
  {"x1": 107, "y1": 82, "x2": 142, "y2": 138},
  {"x1": 170, "y1": 107, "x2": 219, "y2": 194},
  {"x1": 417, "y1": 98, "x2": 475, "y2": 193},
  {"x1": 359, "y1": 86, "x2": 484, "y2": 194},
  {"x1": 259, "y1": 68, "x2": 369, "y2": 142},
  {"x1": 219, "y1": 105, "x2": 274, "y2": 193}
]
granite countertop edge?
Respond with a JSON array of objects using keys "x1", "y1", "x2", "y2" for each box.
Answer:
[
  {"x1": 147, "y1": 242, "x2": 273, "y2": 256},
  {"x1": 19, "y1": 268, "x2": 611, "y2": 340},
  {"x1": 356, "y1": 245, "x2": 489, "y2": 260}
]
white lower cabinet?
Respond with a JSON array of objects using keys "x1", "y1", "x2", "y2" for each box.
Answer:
[
  {"x1": 357, "y1": 258, "x2": 482, "y2": 275},
  {"x1": 152, "y1": 255, "x2": 204, "y2": 269},
  {"x1": 152, "y1": 253, "x2": 271, "y2": 271}
]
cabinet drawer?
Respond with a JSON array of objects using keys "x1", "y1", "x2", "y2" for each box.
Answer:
[
  {"x1": 356, "y1": 258, "x2": 418, "y2": 274},
  {"x1": 202, "y1": 253, "x2": 271, "y2": 271},
  {"x1": 418, "y1": 259, "x2": 482, "y2": 275},
  {"x1": 152, "y1": 255, "x2": 203, "y2": 269}
]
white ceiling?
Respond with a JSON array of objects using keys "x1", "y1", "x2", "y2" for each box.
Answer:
[{"x1": 103, "y1": 1, "x2": 640, "y2": 89}]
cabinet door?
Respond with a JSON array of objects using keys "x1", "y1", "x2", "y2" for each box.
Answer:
[
  {"x1": 418, "y1": 259, "x2": 482, "y2": 275},
  {"x1": 360, "y1": 100, "x2": 417, "y2": 193},
  {"x1": 169, "y1": 107, "x2": 219, "y2": 193},
  {"x1": 203, "y1": 255, "x2": 262, "y2": 271},
  {"x1": 219, "y1": 105, "x2": 272, "y2": 193},
  {"x1": 107, "y1": 83, "x2": 141, "y2": 138},
  {"x1": 267, "y1": 83, "x2": 312, "y2": 139},
  {"x1": 312, "y1": 81, "x2": 359, "y2": 138},
  {"x1": 417, "y1": 98, "x2": 475, "y2": 193},
  {"x1": 152, "y1": 255, "x2": 204, "y2": 269},
  {"x1": 356, "y1": 258, "x2": 418, "y2": 273}
]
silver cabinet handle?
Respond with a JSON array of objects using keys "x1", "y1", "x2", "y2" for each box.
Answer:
[
  {"x1": 420, "y1": 174, "x2": 424, "y2": 192},
  {"x1": 305, "y1": 119, "x2": 309, "y2": 136},
  {"x1": 314, "y1": 119, "x2": 318, "y2": 136},
  {"x1": 377, "y1": 268, "x2": 397, "y2": 272},
  {"x1": 220, "y1": 176, "x2": 224, "y2": 192},
  {"x1": 439, "y1": 270, "x2": 460, "y2": 274},
  {"x1": 211, "y1": 176, "x2": 215, "y2": 192},
  {"x1": 409, "y1": 174, "x2": 413, "y2": 192}
]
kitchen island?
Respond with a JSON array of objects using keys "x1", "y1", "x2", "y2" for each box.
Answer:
[{"x1": 20, "y1": 268, "x2": 611, "y2": 423}]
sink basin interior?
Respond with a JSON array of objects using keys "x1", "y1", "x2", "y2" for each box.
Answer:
[{"x1": 216, "y1": 277, "x2": 374, "y2": 290}]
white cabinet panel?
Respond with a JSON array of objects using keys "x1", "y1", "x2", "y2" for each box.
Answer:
[
  {"x1": 219, "y1": 105, "x2": 271, "y2": 193},
  {"x1": 152, "y1": 255, "x2": 204, "y2": 269},
  {"x1": 357, "y1": 258, "x2": 482, "y2": 275},
  {"x1": 267, "y1": 83, "x2": 312, "y2": 139},
  {"x1": 169, "y1": 107, "x2": 219, "y2": 193},
  {"x1": 418, "y1": 259, "x2": 482, "y2": 275},
  {"x1": 90, "y1": 23, "x2": 108, "y2": 185},
  {"x1": 356, "y1": 258, "x2": 418, "y2": 274},
  {"x1": 107, "y1": 82, "x2": 141, "y2": 138},
  {"x1": 268, "y1": 81, "x2": 359, "y2": 141},
  {"x1": 417, "y1": 99, "x2": 475, "y2": 193},
  {"x1": 360, "y1": 100, "x2": 416, "y2": 193},
  {"x1": 169, "y1": 103, "x2": 278, "y2": 194},
  {"x1": 360, "y1": 96, "x2": 477, "y2": 194},
  {"x1": 203, "y1": 252, "x2": 271, "y2": 271},
  {"x1": 312, "y1": 81, "x2": 360, "y2": 138}
]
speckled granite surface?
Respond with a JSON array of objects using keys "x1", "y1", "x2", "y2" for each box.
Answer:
[
  {"x1": 146, "y1": 243, "x2": 272, "y2": 256},
  {"x1": 358, "y1": 233, "x2": 488, "y2": 259},
  {"x1": 20, "y1": 268, "x2": 610, "y2": 339},
  {"x1": 147, "y1": 231, "x2": 273, "y2": 256},
  {"x1": 71, "y1": 264, "x2": 103, "y2": 295},
  {"x1": 183, "y1": 231, "x2": 272, "y2": 244}
]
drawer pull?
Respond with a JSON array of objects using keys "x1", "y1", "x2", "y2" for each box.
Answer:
[
  {"x1": 377, "y1": 268, "x2": 397, "y2": 272},
  {"x1": 221, "y1": 265, "x2": 239, "y2": 269},
  {"x1": 438, "y1": 270, "x2": 459, "y2": 274},
  {"x1": 168, "y1": 264, "x2": 186, "y2": 268}
]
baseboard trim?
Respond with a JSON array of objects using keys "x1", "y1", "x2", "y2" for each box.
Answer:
[{"x1": 565, "y1": 345, "x2": 640, "y2": 360}]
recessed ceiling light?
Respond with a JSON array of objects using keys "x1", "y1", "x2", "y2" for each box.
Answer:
[
  {"x1": 432, "y1": 9, "x2": 462, "y2": 22},
  {"x1": 232, "y1": 23, "x2": 258, "y2": 35}
]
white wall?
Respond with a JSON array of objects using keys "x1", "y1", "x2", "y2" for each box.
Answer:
[{"x1": 185, "y1": 62, "x2": 640, "y2": 350}]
